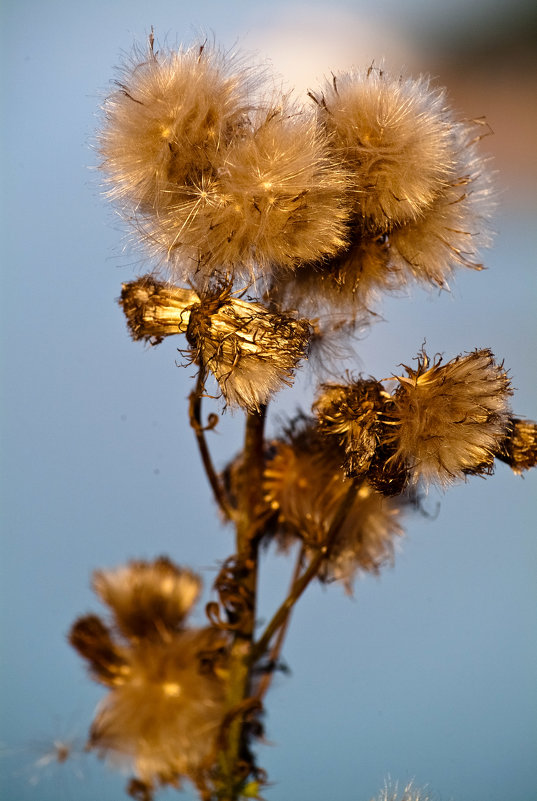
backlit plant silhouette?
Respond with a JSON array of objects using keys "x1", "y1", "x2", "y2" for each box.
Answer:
[{"x1": 69, "y1": 33, "x2": 537, "y2": 801}]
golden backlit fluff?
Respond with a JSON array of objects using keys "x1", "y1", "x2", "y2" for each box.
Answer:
[
  {"x1": 98, "y1": 39, "x2": 253, "y2": 213},
  {"x1": 314, "y1": 69, "x2": 455, "y2": 229},
  {"x1": 390, "y1": 119, "x2": 495, "y2": 287},
  {"x1": 140, "y1": 104, "x2": 351, "y2": 281},
  {"x1": 264, "y1": 419, "x2": 404, "y2": 590},
  {"x1": 92, "y1": 557, "x2": 202, "y2": 639},
  {"x1": 119, "y1": 277, "x2": 312, "y2": 411},
  {"x1": 69, "y1": 559, "x2": 230, "y2": 796},
  {"x1": 387, "y1": 349, "x2": 512, "y2": 486},
  {"x1": 99, "y1": 38, "x2": 351, "y2": 284}
]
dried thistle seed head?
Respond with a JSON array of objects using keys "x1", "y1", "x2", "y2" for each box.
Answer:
[
  {"x1": 119, "y1": 277, "x2": 198, "y2": 343},
  {"x1": 387, "y1": 348, "x2": 512, "y2": 486},
  {"x1": 99, "y1": 39, "x2": 254, "y2": 214},
  {"x1": 187, "y1": 292, "x2": 312, "y2": 411},
  {"x1": 314, "y1": 69, "x2": 455, "y2": 229},
  {"x1": 264, "y1": 419, "x2": 405, "y2": 588},
  {"x1": 93, "y1": 558, "x2": 202, "y2": 641},
  {"x1": 313, "y1": 378, "x2": 390, "y2": 477},
  {"x1": 88, "y1": 627, "x2": 230, "y2": 790},
  {"x1": 389, "y1": 119, "x2": 495, "y2": 288},
  {"x1": 141, "y1": 103, "x2": 352, "y2": 281},
  {"x1": 69, "y1": 615, "x2": 130, "y2": 687},
  {"x1": 496, "y1": 417, "x2": 537, "y2": 474}
]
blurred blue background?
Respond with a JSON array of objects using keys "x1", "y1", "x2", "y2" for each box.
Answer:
[{"x1": 1, "y1": 1, "x2": 536, "y2": 800}]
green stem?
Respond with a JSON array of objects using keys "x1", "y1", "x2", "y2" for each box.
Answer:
[{"x1": 219, "y1": 406, "x2": 267, "y2": 800}]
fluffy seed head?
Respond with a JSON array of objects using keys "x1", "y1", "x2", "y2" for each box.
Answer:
[
  {"x1": 88, "y1": 628, "x2": 229, "y2": 790},
  {"x1": 142, "y1": 105, "x2": 352, "y2": 280},
  {"x1": 314, "y1": 69, "x2": 455, "y2": 229},
  {"x1": 69, "y1": 558, "x2": 230, "y2": 793},
  {"x1": 92, "y1": 557, "x2": 202, "y2": 641},
  {"x1": 388, "y1": 349, "x2": 512, "y2": 486},
  {"x1": 264, "y1": 420, "x2": 404, "y2": 589},
  {"x1": 390, "y1": 119, "x2": 495, "y2": 287},
  {"x1": 99, "y1": 39, "x2": 253, "y2": 213}
]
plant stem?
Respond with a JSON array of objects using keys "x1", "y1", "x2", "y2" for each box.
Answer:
[
  {"x1": 219, "y1": 405, "x2": 267, "y2": 800},
  {"x1": 189, "y1": 369, "x2": 236, "y2": 522},
  {"x1": 253, "y1": 480, "x2": 358, "y2": 661}
]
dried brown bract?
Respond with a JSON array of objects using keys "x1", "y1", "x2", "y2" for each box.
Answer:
[
  {"x1": 119, "y1": 277, "x2": 312, "y2": 411},
  {"x1": 496, "y1": 417, "x2": 537, "y2": 474},
  {"x1": 313, "y1": 378, "x2": 390, "y2": 477}
]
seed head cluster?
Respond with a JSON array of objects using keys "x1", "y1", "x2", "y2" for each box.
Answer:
[
  {"x1": 263, "y1": 418, "x2": 405, "y2": 591},
  {"x1": 69, "y1": 558, "x2": 230, "y2": 798}
]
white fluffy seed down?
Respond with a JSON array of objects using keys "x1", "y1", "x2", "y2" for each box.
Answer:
[
  {"x1": 89, "y1": 628, "x2": 229, "y2": 788},
  {"x1": 99, "y1": 41, "x2": 253, "y2": 212},
  {"x1": 139, "y1": 106, "x2": 351, "y2": 280},
  {"x1": 388, "y1": 349, "x2": 512, "y2": 486},
  {"x1": 390, "y1": 119, "x2": 495, "y2": 287},
  {"x1": 315, "y1": 69, "x2": 456, "y2": 228}
]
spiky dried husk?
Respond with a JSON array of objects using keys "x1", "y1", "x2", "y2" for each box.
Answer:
[
  {"x1": 390, "y1": 119, "x2": 495, "y2": 288},
  {"x1": 313, "y1": 69, "x2": 455, "y2": 229},
  {"x1": 496, "y1": 417, "x2": 537, "y2": 474},
  {"x1": 93, "y1": 558, "x2": 202, "y2": 641},
  {"x1": 139, "y1": 105, "x2": 352, "y2": 281},
  {"x1": 387, "y1": 349, "x2": 512, "y2": 486},
  {"x1": 88, "y1": 628, "x2": 229, "y2": 791},
  {"x1": 119, "y1": 277, "x2": 312, "y2": 411},
  {"x1": 186, "y1": 289, "x2": 312, "y2": 411},
  {"x1": 264, "y1": 420, "x2": 404, "y2": 589},
  {"x1": 119, "y1": 277, "x2": 197, "y2": 344},
  {"x1": 313, "y1": 378, "x2": 390, "y2": 477}
]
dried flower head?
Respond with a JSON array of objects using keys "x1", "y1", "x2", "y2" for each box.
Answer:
[
  {"x1": 119, "y1": 277, "x2": 312, "y2": 411},
  {"x1": 88, "y1": 627, "x2": 229, "y2": 793},
  {"x1": 496, "y1": 417, "x2": 537, "y2": 474},
  {"x1": 93, "y1": 557, "x2": 202, "y2": 640},
  {"x1": 313, "y1": 378, "x2": 390, "y2": 477},
  {"x1": 69, "y1": 558, "x2": 230, "y2": 796},
  {"x1": 313, "y1": 69, "x2": 455, "y2": 229},
  {"x1": 387, "y1": 349, "x2": 512, "y2": 486},
  {"x1": 264, "y1": 419, "x2": 404, "y2": 589}
]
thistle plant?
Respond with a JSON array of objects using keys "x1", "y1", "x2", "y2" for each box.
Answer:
[{"x1": 69, "y1": 33, "x2": 537, "y2": 801}]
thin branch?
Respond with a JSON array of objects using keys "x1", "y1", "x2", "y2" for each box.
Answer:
[
  {"x1": 189, "y1": 368, "x2": 236, "y2": 522},
  {"x1": 254, "y1": 544, "x2": 305, "y2": 702},
  {"x1": 253, "y1": 480, "x2": 358, "y2": 661}
]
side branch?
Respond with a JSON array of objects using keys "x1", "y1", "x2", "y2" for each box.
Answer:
[
  {"x1": 189, "y1": 369, "x2": 236, "y2": 522},
  {"x1": 253, "y1": 480, "x2": 358, "y2": 660}
]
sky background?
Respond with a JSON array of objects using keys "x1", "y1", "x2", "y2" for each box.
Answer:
[{"x1": 1, "y1": 1, "x2": 536, "y2": 801}]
